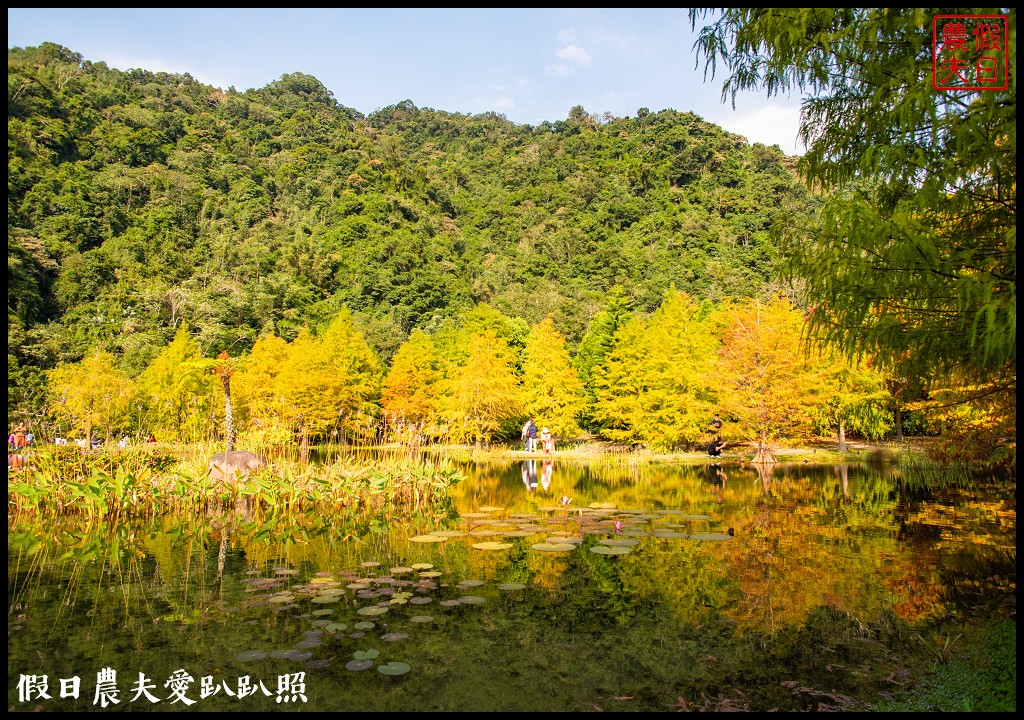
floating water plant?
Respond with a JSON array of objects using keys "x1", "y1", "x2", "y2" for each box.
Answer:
[
  {"x1": 599, "y1": 538, "x2": 639, "y2": 547},
  {"x1": 472, "y1": 541, "x2": 513, "y2": 550},
  {"x1": 346, "y1": 659, "x2": 374, "y2": 671},
  {"x1": 235, "y1": 650, "x2": 269, "y2": 662},
  {"x1": 457, "y1": 596, "x2": 486, "y2": 605},
  {"x1": 410, "y1": 615, "x2": 434, "y2": 623},
  {"x1": 531, "y1": 542, "x2": 576, "y2": 552},
  {"x1": 590, "y1": 545, "x2": 632, "y2": 555},
  {"x1": 377, "y1": 661, "x2": 411, "y2": 676},
  {"x1": 381, "y1": 632, "x2": 408, "y2": 641},
  {"x1": 498, "y1": 583, "x2": 527, "y2": 591},
  {"x1": 353, "y1": 649, "x2": 380, "y2": 660},
  {"x1": 357, "y1": 606, "x2": 389, "y2": 616},
  {"x1": 353, "y1": 621, "x2": 375, "y2": 630},
  {"x1": 410, "y1": 534, "x2": 446, "y2": 543}
]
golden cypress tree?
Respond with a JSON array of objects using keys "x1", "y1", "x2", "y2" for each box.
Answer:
[{"x1": 521, "y1": 316, "x2": 585, "y2": 439}]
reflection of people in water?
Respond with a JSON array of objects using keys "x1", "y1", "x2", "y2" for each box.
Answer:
[
  {"x1": 541, "y1": 459, "x2": 553, "y2": 491},
  {"x1": 707, "y1": 463, "x2": 727, "y2": 504},
  {"x1": 521, "y1": 459, "x2": 538, "y2": 491}
]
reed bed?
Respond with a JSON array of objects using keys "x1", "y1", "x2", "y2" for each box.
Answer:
[{"x1": 7, "y1": 444, "x2": 464, "y2": 523}]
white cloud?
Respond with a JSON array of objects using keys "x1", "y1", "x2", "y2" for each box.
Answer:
[
  {"x1": 713, "y1": 102, "x2": 806, "y2": 156},
  {"x1": 554, "y1": 44, "x2": 592, "y2": 67}
]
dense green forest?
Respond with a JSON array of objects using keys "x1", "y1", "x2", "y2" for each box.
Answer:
[{"x1": 7, "y1": 33, "x2": 1015, "y2": 467}]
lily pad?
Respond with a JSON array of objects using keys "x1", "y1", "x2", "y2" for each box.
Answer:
[
  {"x1": 357, "y1": 606, "x2": 389, "y2": 616},
  {"x1": 409, "y1": 596, "x2": 433, "y2": 605},
  {"x1": 381, "y1": 632, "x2": 409, "y2": 642},
  {"x1": 287, "y1": 650, "x2": 313, "y2": 662},
  {"x1": 274, "y1": 568, "x2": 299, "y2": 576},
  {"x1": 498, "y1": 583, "x2": 527, "y2": 591},
  {"x1": 418, "y1": 571, "x2": 442, "y2": 578},
  {"x1": 472, "y1": 541, "x2": 514, "y2": 550},
  {"x1": 410, "y1": 535, "x2": 446, "y2": 543},
  {"x1": 651, "y1": 530, "x2": 689, "y2": 539},
  {"x1": 270, "y1": 649, "x2": 295, "y2": 658},
  {"x1": 410, "y1": 615, "x2": 434, "y2": 623},
  {"x1": 546, "y1": 535, "x2": 583, "y2": 544},
  {"x1": 478, "y1": 506, "x2": 504, "y2": 512},
  {"x1": 599, "y1": 538, "x2": 639, "y2": 547},
  {"x1": 377, "y1": 661, "x2": 412, "y2": 676},
  {"x1": 235, "y1": 650, "x2": 268, "y2": 662},
  {"x1": 353, "y1": 621, "x2": 375, "y2": 630},
  {"x1": 458, "y1": 596, "x2": 486, "y2": 605},
  {"x1": 432, "y1": 529, "x2": 467, "y2": 537},
  {"x1": 294, "y1": 638, "x2": 321, "y2": 649},
  {"x1": 410, "y1": 563, "x2": 433, "y2": 570},
  {"x1": 346, "y1": 659, "x2": 374, "y2": 672},
  {"x1": 690, "y1": 533, "x2": 733, "y2": 541},
  {"x1": 311, "y1": 609, "x2": 335, "y2": 617},
  {"x1": 590, "y1": 545, "x2": 633, "y2": 555},
  {"x1": 457, "y1": 579, "x2": 485, "y2": 588},
  {"x1": 359, "y1": 561, "x2": 381, "y2": 568},
  {"x1": 325, "y1": 623, "x2": 349, "y2": 632},
  {"x1": 390, "y1": 567, "x2": 413, "y2": 574},
  {"x1": 353, "y1": 649, "x2": 380, "y2": 660},
  {"x1": 439, "y1": 600, "x2": 462, "y2": 607},
  {"x1": 460, "y1": 512, "x2": 492, "y2": 519},
  {"x1": 311, "y1": 595, "x2": 340, "y2": 604},
  {"x1": 531, "y1": 542, "x2": 576, "y2": 553}
]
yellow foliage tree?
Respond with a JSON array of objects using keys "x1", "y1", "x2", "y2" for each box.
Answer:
[
  {"x1": 274, "y1": 309, "x2": 383, "y2": 443},
  {"x1": 437, "y1": 330, "x2": 520, "y2": 447},
  {"x1": 715, "y1": 296, "x2": 830, "y2": 463},
  {"x1": 592, "y1": 290, "x2": 719, "y2": 449},
  {"x1": 48, "y1": 350, "x2": 135, "y2": 444},
  {"x1": 521, "y1": 317, "x2": 586, "y2": 439},
  {"x1": 137, "y1": 325, "x2": 214, "y2": 442},
  {"x1": 381, "y1": 329, "x2": 442, "y2": 443},
  {"x1": 232, "y1": 333, "x2": 293, "y2": 448}
]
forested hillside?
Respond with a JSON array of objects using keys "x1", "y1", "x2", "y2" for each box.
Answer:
[{"x1": 9, "y1": 42, "x2": 824, "y2": 442}]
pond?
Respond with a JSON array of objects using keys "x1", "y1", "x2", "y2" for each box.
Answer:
[{"x1": 7, "y1": 455, "x2": 1016, "y2": 712}]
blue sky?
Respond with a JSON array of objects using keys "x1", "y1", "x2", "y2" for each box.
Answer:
[{"x1": 8, "y1": 8, "x2": 807, "y2": 155}]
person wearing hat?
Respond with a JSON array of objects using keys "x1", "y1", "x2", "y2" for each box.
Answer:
[{"x1": 540, "y1": 427, "x2": 554, "y2": 455}]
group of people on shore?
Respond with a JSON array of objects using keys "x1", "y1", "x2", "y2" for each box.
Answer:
[{"x1": 520, "y1": 418, "x2": 555, "y2": 455}]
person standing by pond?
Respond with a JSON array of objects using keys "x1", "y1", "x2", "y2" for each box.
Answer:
[
  {"x1": 709, "y1": 413, "x2": 723, "y2": 435},
  {"x1": 521, "y1": 419, "x2": 532, "y2": 452},
  {"x1": 541, "y1": 427, "x2": 555, "y2": 455},
  {"x1": 526, "y1": 419, "x2": 539, "y2": 452}
]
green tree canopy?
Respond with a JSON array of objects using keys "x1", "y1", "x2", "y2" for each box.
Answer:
[{"x1": 691, "y1": 8, "x2": 1016, "y2": 393}]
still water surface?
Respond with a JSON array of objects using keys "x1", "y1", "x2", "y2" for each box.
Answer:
[{"x1": 8, "y1": 456, "x2": 1016, "y2": 711}]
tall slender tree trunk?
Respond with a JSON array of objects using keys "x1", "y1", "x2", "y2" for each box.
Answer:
[
  {"x1": 221, "y1": 375, "x2": 234, "y2": 452},
  {"x1": 838, "y1": 419, "x2": 847, "y2": 453}
]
